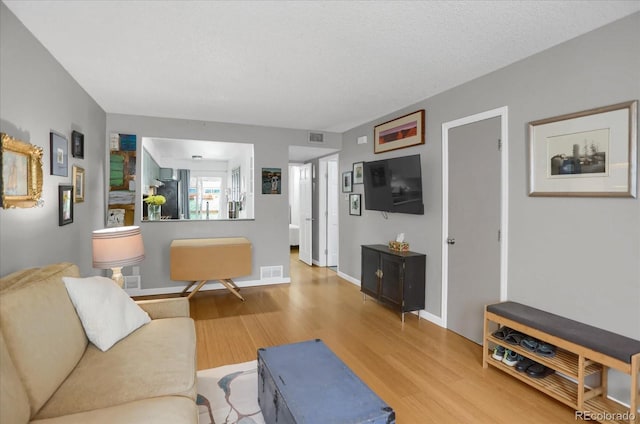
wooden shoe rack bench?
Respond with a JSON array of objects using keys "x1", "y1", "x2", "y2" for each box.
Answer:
[{"x1": 483, "y1": 301, "x2": 639, "y2": 424}]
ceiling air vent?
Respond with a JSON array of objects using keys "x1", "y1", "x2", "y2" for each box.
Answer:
[{"x1": 308, "y1": 132, "x2": 324, "y2": 143}]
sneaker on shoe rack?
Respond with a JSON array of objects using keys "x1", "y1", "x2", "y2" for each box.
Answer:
[
  {"x1": 502, "y1": 349, "x2": 522, "y2": 366},
  {"x1": 492, "y1": 345, "x2": 505, "y2": 361}
]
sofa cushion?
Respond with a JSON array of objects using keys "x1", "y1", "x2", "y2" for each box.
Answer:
[
  {"x1": 0, "y1": 263, "x2": 88, "y2": 416},
  {"x1": 30, "y1": 396, "x2": 197, "y2": 424},
  {"x1": 0, "y1": 267, "x2": 37, "y2": 292},
  {"x1": 63, "y1": 276, "x2": 151, "y2": 351},
  {"x1": 136, "y1": 297, "x2": 191, "y2": 319},
  {"x1": 0, "y1": 333, "x2": 30, "y2": 424},
  {"x1": 35, "y1": 317, "x2": 197, "y2": 419}
]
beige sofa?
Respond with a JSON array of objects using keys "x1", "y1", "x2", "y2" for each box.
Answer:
[{"x1": 0, "y1": 263, "x2": 198, "y2": 423}]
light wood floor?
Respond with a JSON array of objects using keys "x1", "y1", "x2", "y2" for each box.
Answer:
[{"x1": 184, "y1": 252, "x2": 577, "y2": 423}]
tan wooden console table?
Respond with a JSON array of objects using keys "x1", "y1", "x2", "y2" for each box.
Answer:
[{"x1": 170, "y1": 237, "x2": 252, "y2": 300}]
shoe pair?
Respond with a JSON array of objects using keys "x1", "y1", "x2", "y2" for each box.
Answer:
[
  {"x1": 494, "y1": 326, "x2": 556, "y2": 358},
  {"x1": 515, "y1": 357, "x2": 554, "y2": 378},
  {"x1": 491, "y1": 345, "x2": 521, "y2": 366},
  {"x1": 520, "y1": 336, "x2": 557, "y2": 358}
]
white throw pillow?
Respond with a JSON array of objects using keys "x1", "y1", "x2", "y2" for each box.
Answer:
[{"x1": 63, "y1": 276, "x2": 151, "y2": 351}]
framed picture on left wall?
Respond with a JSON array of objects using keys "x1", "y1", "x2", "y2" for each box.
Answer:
[
  {"x1": 0, "y1": 133, "x2": 44, "y2": 209},
  {"x1": 50, "y1": 131, "x2": 68, "y2": 176},
  {"x1": 58, "y1": 185, "x2": 73, "y2": 226},
  {"x1": 72, "y1": 165, "x2": 85, "y2": 203},
  {"x1": 71, "y1": 130, "x2": 84, "y2": 159}
]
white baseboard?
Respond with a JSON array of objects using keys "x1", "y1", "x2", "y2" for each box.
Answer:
[
  {"x1": 419, "y1": 310, "x2": 445, "y2": 327},
  {"x1": 312, "y1": 256, "x2": 328, "y2": 267},
  {"x1": 337, "y1": 271, "x2": 360, "y2": 287},
  {"x1": 125, "y1": 278, "x2": 291, "y2": 297}
]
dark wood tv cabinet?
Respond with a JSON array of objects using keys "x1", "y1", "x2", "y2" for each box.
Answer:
[{"x1": 360, "y1": 245, "x2": 426, "y2": 322}]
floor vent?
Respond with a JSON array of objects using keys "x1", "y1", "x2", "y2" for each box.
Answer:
[
  {"x1": 124, "y1": 275, "x2": 141, "y2": 290},
  {"x1": 260, "y1": 265, "x2": 284, "y2": 282}
]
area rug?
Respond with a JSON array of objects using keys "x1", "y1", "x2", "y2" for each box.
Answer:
[{"x1": 197, "y1": 360, "x2": 265, "y2": 424}]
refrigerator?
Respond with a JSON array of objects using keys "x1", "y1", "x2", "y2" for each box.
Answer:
[{"x1": 156, "y1": 180, "x2": 179, "y2": 219}]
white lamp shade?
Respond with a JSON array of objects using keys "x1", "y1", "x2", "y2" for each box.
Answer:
[{"x1": 92, "y1": 226, "x2": 145, "y2": 269}]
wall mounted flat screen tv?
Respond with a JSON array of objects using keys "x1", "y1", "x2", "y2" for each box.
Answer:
[{"x1": 363, "y1": 154, "x2": 424, "y2": 215}]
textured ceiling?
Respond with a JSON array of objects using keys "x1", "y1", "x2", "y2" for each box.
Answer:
[{"x1": 4, "y1": 1, "x2": 639, "y2": 133}]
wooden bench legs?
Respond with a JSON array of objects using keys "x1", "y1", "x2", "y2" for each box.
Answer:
[
  {"x1": 482, "y1": 312, "x2": 491, "y2": 369},
  {"x1": 219, "y1": 278, "x2": 244, "y2": 301},
  {"x1": 632, "y1": 354, "x2": 639, "y2": 423},
  {"x1": 180, "y1": 278, "x2": 245, "y2": 301}
]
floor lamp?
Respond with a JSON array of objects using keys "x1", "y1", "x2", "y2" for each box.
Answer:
[{"x1": 92, "y1": 226, "x2": 145, "y2": 288}]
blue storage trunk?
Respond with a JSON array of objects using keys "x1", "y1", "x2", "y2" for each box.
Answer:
[{"x1": 257, "y1": 339, "x2": 395, "y2": 424}]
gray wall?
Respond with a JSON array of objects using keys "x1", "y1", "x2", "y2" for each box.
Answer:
[
  {"x1": 340, "y1": 12, "x2": 639, "y2": 337},
  {"x1": 0, "y1": 3, "x2": 107, "y2": 276},
  {"x1": 338, "y1": 13, "x2": 639, "y2": 403},
  {"x1": 106, "y1": 114, "x2": 341, "y2": 289}
]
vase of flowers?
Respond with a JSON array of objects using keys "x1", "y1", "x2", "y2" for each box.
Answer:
[{"x1": 144, "y1": 195, "x2": 166, "y2": 220}]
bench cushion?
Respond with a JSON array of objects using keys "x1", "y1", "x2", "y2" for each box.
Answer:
[{"x1": 487, "y1": 301, "x2": 640, "y2": 364}]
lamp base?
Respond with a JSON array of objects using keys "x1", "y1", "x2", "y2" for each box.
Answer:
[{"x1": 110, "y1": 267, "x2": 124, "y2": 288}]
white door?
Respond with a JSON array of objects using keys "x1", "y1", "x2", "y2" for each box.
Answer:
[
  {"x1": 299, "y1": 163, "x2": 313, "y2": 266},
  {"x1": 327, "y1": 159, "x2": 339, "y2": 267},
  {"x1": 446, "y1": 116, "x2": 502, "y2": 344}
]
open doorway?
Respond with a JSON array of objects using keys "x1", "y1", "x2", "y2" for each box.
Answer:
[
  {"x1": 288, "y1": 163, "x2": 302, "y2": 254},
  {"x1": 288, "y1": 146, "x2": 340, "y2": 268},
  {"x1": 287, "y1": 163, "x2": 312, "y2": 265}
]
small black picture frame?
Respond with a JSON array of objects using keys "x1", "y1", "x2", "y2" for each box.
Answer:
[
  {"x1": 352, "y1": 161, "x2": 364, "y2": 184},
  {"x1": 71, "y1": 130, "x2": 84, "y2": 159},
  {"x1": 342, "y1": 171, "x2": 353, "y2": 193},
  {"x1": 58, "y1": 185, "x2": 74, "y2": 226},
  {"x1": 349, "y1": 193, "x2": 361, "y2": 216}
]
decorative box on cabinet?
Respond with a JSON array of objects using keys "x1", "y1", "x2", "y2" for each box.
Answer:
[{"x1": 361, "y1": 245, "x2": 425, "y2": 322}]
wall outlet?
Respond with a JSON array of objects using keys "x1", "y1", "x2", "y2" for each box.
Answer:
[{"x1": 124, "y1": 275, "x2": 141, "y2": 290}]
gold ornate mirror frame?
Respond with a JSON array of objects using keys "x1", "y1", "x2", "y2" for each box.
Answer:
[{"x1": 1, "y1": 133, "x2": 44, "y2": 208}]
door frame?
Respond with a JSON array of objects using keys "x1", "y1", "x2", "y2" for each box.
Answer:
[
  {"x1": 299, "y1": 162, "x2": 313, "y2": 266},
  {"x1": 440, "y1": 106, "x2": 509, "y2": 329},
  {"x1": 318, "y1": 154, "x2": 339, "y2": 267}
]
